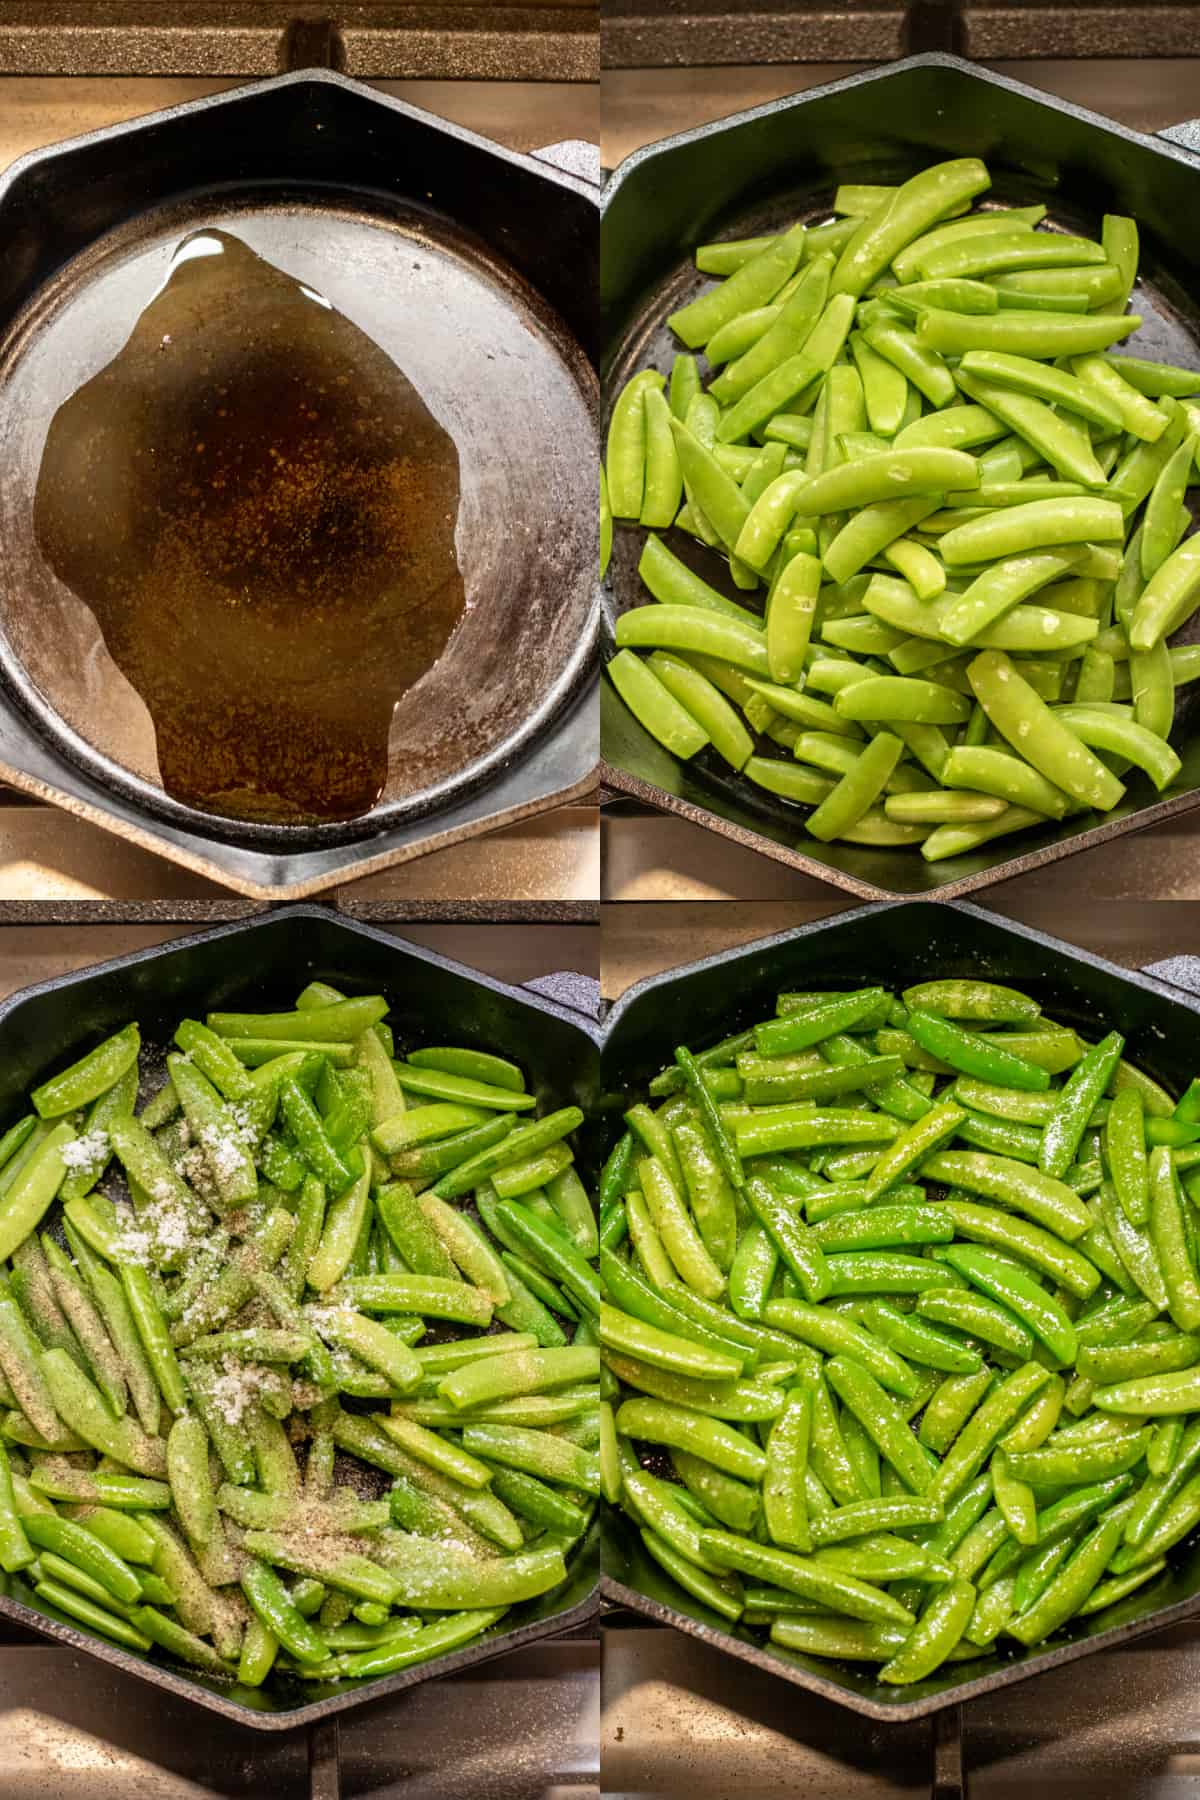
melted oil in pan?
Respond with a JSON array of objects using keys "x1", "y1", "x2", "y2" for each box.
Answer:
[{"x1": 32, "y1": 229, "x2": 465, "y2": 825}]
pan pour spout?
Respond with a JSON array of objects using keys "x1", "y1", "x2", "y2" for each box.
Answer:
[{"x1": 33, "y1": 228, "x2": 465, "y2": 826}]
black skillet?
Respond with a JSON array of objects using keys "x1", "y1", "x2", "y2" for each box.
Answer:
[
  {"x1": 601, "y1": 54, "x2": 1200, "y2": 901},
  {"x1": 599, "y1": 898, "x2": 1200, "y2": 1719}
]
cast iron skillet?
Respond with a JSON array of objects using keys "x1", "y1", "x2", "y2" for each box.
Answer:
[
  {"x1": 601, "y1": 54, "x2": 1200, "y2": 902},
  {"x1": 0, "y1": 71, "x2": 600, "y2": 898},
  {"x1": 599, "y1": 899, "x2": 1200, "y2": 1720},
  {"x1": 0, "y1": 906, "x2": 601, "y2": 1729}
]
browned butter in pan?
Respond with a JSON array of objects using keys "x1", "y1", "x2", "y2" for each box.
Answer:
[{"x1": 33, "y1": 229, "x2": 465, "y2": 825}]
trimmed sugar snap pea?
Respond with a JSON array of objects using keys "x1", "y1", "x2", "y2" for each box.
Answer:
[
  {"x1": 1149, "y1": 1146, "x2": 1200, "y2": 1332},
  {"x1": 609, "y1": 648, "x2": 713, "y2": 758},
  {"x1": 606, "y1": 371, "x2": 664, "y2": 518},
  {"x1": 941, "y1": 1246, "x2": 1076, "y2": 1365},
  {"x1": 966, "y1": 650, "x2": 1125, "y2": 810},
  {"x1": 903, "y1": 981, "x2": 1040, "y2": 1024},
  {"x1": 1009, "y1": 1504, "x2": 1133, "y2": 1644},
  {"x1": 905, "y1": 1014, "x2": 1050, "y2": 1093},
  {"x1": 699, "y1": 1527, "x2": 915, "y2": 1626},
  {"x1": 743, "y1": 1176, "x2": 830, "y2": 1303},
  {"x1": 1041, "y1": 1031, "x2": 1124, "y2": 1179},
  {"x1": 736, "y1": 449, "x2": 978, "y2": 573},
  {"x1": 921, "y1": 1150, "x2": 1090, "y2": 1239},
  {"x1": 917, "y1": 308, "x2": 1138, "y2": 358},
  {"x1": 433, "y1": 1107, "x2": 583, "y2": 1200},
  {"x1": 856, "y1": 1298, "x2": 982, "y2": 1375},
  {"x1": 616, "y1": 1396, "x2": 764, "y2": 1483},
  {"x1": 918, "y1": 1286, "x2": 1034, "y2": 1360},
  {"x1": 669, "y1": 221, "x2": 808, "y2": 350},
  {"x1": 831, "y1": 159, "x2": 991, "y2": 298},
  {"x1": 943, "y1": 1199, "x2": 1100, "y2": 1298},
  {"x1": 763, "y1": 1298, "x2": 917, "y2": 1399}
]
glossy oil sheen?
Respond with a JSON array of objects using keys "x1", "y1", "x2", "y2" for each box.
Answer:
[{"x1": 32, "y1": 229, "x2": 465, "y2": 824}]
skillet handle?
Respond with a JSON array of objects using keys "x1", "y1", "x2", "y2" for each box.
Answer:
[
  {"x1": 1142, "y1": 956, "x2": 1200, "y2": 999},
  {"x1": 532, "y1": 140, "x2": 602, "y2": 187},
  {"x1": 523, "y1": 970, "x2": 602, "y2": 1020},
  {"x1": 1157, "y1": 123, "x2": 1200, "y2": 162}
]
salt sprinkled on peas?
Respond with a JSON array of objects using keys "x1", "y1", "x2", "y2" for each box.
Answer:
[{"x1": 604, "y1": 157, "x2": 1197, "y2": 861}]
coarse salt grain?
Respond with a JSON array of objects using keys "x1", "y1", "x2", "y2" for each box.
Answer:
[{"x1": 62, "y1": 1129, "x2": 108, "y2": 1171}]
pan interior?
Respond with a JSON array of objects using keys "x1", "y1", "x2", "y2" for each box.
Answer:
[
  {"x1": 0, "y1": 185, "x2": 597, "y2": 850},
  {"x1": 601, "y1": 141, "x2": 1200, "y2": 892}
]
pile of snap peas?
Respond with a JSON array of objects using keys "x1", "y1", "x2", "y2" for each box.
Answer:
[
  {"x1": 0, "y1": 984, "x2": 598, "y2": 1687},
  {"x1": 597, "y1": 976, "x2": 1200, "y2": 1683},
  {"x1": 603, "y1": 157, "x2": 1200, "y2": 862}
]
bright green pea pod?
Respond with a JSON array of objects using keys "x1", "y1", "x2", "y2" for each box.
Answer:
[
  {"x1": 905, "y1": 1014, "x2": 1050, "y2": 1094},
  {"x1": 928, "y1": 1361, "x2": 1050, "y2": 1507},
  {"x1": 760, "y1": 1385, "x2": 812, "y2": 1550},
  {"x1": 646, "y1": 654, "x2": 753, "y2": 771},
  {"x1": 919, "y1": 1284, "x2": 1033, "y2": 1359},
  {"x1": 824, "y1": 1355, "x2": 932, "y2": 1495},
  {"x1": 967, "y1": 650, "x2": 1125, "y2": 810},
  {"x1": 1009, "y1": 1503, "x2": 1133, "y2": 1644},
  {"x1": 940, "y1": 1245, "x2": 1076, "y2": 1365},
  {"x1": 941, "y1": 497, "x2": 1124, "y2": 568},
  {"x1": 211, "y1": 998, "x2": 386, "y2": 1043},
  {"x1": 641, "y1": 1527, "x2": 744, "y2": 1622},
  {"x1": 764, "y1": 1297, "x2": 917, "y2": 1398},
  {"x1": 0, "y1": 1443, "x2": 31, "y2": 1573},
  {"x1": 31, "y1": 1024, "x2": 141, "y2": 1119},
  {"x1": 639, "y1": 386, "x2": 684, "y2": 529},
  {"x1": 936, "y1": 548, "x2": 1085, "y2": 647},
  {"x1": 670, "y1": 1116, "x2": 738, "y2": 1274},
  {"x1": 339, "y1": 1273, "x2": 493, "y2": 1328},
  {"x1": 439, "y1": 1343, "x2": 597, "y2": 1412},
  {"x1": 917, "y1": 307, "x2": 1138, "y2": 358},
  {"x1": 605, "y1": 373, "x2": 664, "y2": 520},
  {"x1": 1106, "y1": 354, "x2": 1199, "y2": 399},
  {"x1": 1149, "y1": 1146, "x2": 1200, "y2": 1332},
  {"x1": 615, "y1": 1396, "x2": 764, "y2": 1484},
  {"x1": 699, "y1": 1525, "x2": 915, "y2": 1626},
  {"x1": 831, "y1": 158, "x2": 991, "y2": 298},
  {"x1": 736, "y1": 449, "x2": 978, "y2": 572},
  {"x1": 1054, "y1": 706, "x2": 1181, "y2": 793},
  {"x1": 637, "y1": 532, "x2": 758, "y2": 626},
  {"x1": 879, "y1": 1576, "x2": 976, "y2": 1684},
  {"x1": 1098, "y1": 1181, "x2": 1169, "y2": 1309},
  {"x1": 1129, "y1": 532, "x2": 1200, "y2": 651},
  {"x1": 1081, "y1": 1335, "x2": 1200, "y2": 1384},
  {"x1": 943, "y1": 1198, "x2": 1100, "y2": 1298},
  {"x1": 919, "y1": 1369, "x2": 993, "y2": 1456},
  {"x1": 711, "y1": 254, "x2": 833, "y2": 405},
  {"x1": 0, "y1": 1122, "x2": 73, "y2": 1266},
  {"x1": 669, "y1": 221, "x2": 807, "y2": 350},
  {"x1": 858, "y1": 1098, "x2": 962, "y2": 1203},
  {"x1": 1039, "y1": 1030, "x2": 1124, "y2": 1180},
  {"x1": 858, "y1": 1298, "x2": 982, "y2": 1376}
]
